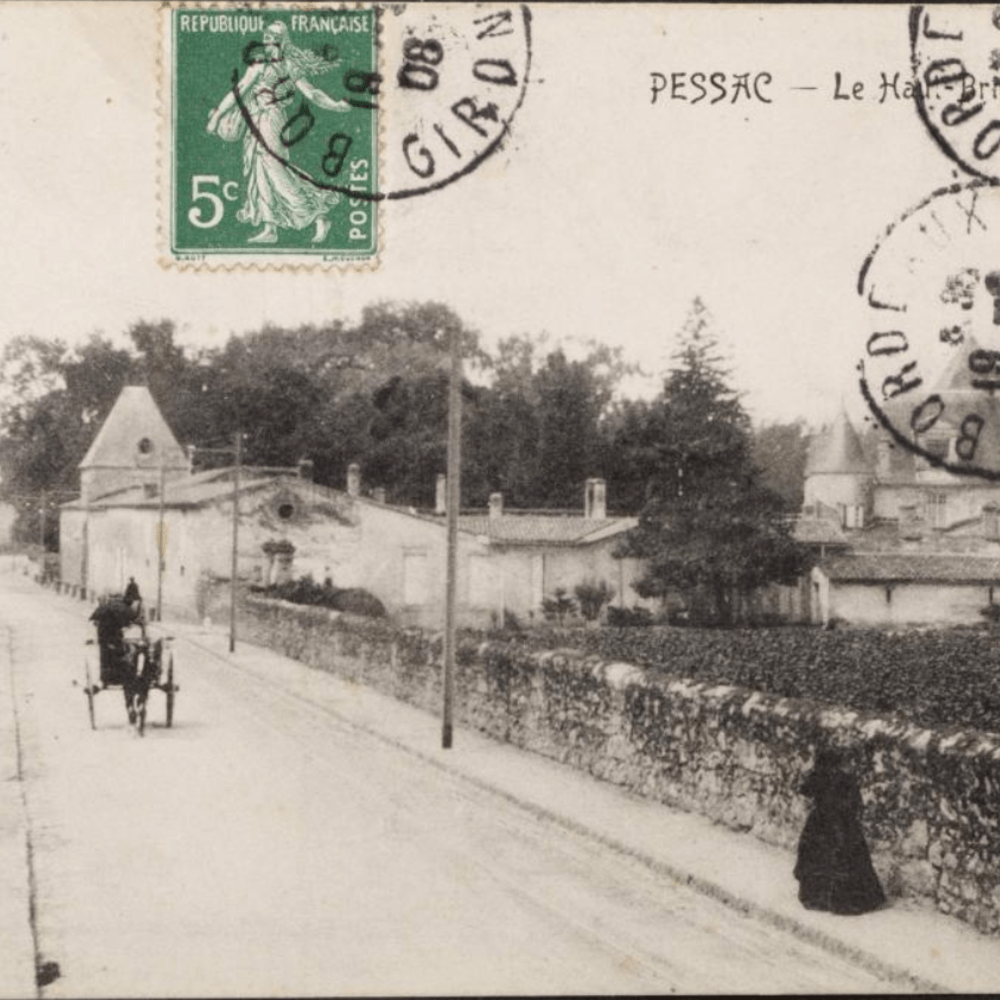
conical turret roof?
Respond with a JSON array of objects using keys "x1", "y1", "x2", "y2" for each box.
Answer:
[{"x1": 805, "y1": 409, "x2": 871, "y2": 476}]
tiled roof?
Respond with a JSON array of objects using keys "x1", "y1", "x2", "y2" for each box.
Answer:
[
  {"x1": 72, "y1": 469, "x2": 315, "y2": 509},
  {"x1": 457, "y1": 514, "x2": 636, "y2": 546},
  {"x1": 821, "y1": 553, "x2": 1000, "y2": 583},
  {"x1": 793, "y1": 517, "x2": 849, "y2": 546},
  {"x1": 70, "y1": 471, "x2": 636, "y2": 548},
  {"x1": 805, "y1": 410, "x2": 870, "y2": 476}
]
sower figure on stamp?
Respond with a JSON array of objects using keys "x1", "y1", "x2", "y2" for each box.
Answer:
[
  {"x1": 206, "y1": 21, "x2": 349, "y2": 245},
  {"x1": 794, "y1": 747, "x2": 885, "y2": 915}
]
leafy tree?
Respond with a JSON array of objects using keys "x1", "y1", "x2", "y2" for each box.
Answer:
[
  {"x1": 129, "y1": 319, "x2": 186, "y2": 388},
  {"x1": 197, "y1": 303, "x2": 481, "y2": 490},
  {"x1": 0, "y1": 335, "x2": 69, "y2": 436},
  {"x1": 353, "y1": 300, "x2": 485, "y2": 369},
  {"x1": 0, "y1": 326, "x2": 224, "y2": 547},
  {"x1": 533, "y1": 348, "x2": 610, "y2": 508},
  {"x1": 464, "y1": 336, "x2": 635, "y2": 510},
  {"x1": 0, "y1": 302, "x2": 650, "y2": 544},
  {"x1": 600, "y1": 397, "x2": 664, "y2": 514},
  {"x1": 752, "y1": 419, "x2": 811, "y2": 513},
  {"x1": 623, "y1": 299, "x2": 808, "y2": 625},
  {"x1": 364, "y1": 371, "x2": 450, "y2": 505},
  {"x1": 463, "y1": 335, "x2": 541, "y2": 507},
  {"x1": 0, "y1": 333, "x2": 133, "y2": 547}
]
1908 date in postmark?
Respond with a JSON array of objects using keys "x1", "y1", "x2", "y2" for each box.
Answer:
[{"x1": 161, "y1": 3, "x2": 532, "y2": 269}]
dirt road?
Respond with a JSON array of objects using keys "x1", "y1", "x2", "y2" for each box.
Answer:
[{"x1": 1, "y1": 577, "x2": 901, "y2": 996}]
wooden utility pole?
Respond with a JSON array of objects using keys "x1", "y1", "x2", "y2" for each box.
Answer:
[
  {"x1": 156, "y1": 464, "x2": 165, "y2": 622},
  {"x1": 230, "y1": 431, "x2": 242, "y2": 653},
  {"x1": 442, "y1": 327, "x2": 462, "y2": 750},
  {"x1": 38, "y1": 490, "x2": 46, "y2": 552}
]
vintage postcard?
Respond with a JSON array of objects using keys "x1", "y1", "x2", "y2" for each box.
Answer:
[{"x1": 1, "y1": 3, "x2": 999, "y2": 997}]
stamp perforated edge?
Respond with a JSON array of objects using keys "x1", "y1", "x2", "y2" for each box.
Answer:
[{"x1": 155, "y1": 0, "x2": 385, "y2": 273}]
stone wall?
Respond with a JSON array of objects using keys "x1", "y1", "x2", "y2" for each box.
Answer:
[{"x1": 240, "y1": 596, "x2": 1000, "y2": 936}]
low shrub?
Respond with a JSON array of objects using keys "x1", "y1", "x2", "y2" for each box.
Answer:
[
  {"x1": 541, "y1": 587, "x2": 577, "y2": 624},
  {"x1": 606, "y1": 605, "x2": 654, "y2": 628},
  {"x1": 574, "y1": 579, "x2": 614, "y2": 621},
  {"x1": 252, "y1": 574, "x2": 387, "y2": 618},
  {"x1": 332, "y1": 588, "x2": 387, "y2": 618}
]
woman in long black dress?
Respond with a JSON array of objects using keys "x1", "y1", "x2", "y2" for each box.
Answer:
[{"x1": 794, "y1": 748, "x2": 886, "y2": 915}]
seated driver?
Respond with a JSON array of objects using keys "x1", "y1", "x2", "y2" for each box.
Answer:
[{"x1": 89, "y1": 595, "x2": 141, "y2": 685}]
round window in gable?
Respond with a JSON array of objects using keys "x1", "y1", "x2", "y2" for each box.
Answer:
[
  {"x1": 277, "y1": 502, "x2": 296, "y2": 520},
  {"x1": 137, "y1": 437, "x2": 154, "y2": 455}
]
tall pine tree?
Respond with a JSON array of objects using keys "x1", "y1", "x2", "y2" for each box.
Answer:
[{"x1": 625, "y1": 299, "x2": 806, "y2": 624}]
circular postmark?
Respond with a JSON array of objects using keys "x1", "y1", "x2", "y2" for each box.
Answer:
[
  {"x1": 168, "y1": 4, "x2": 531, "y2": 262},
  {"x1": 858, "y1": 178, "x2": 1000, "y2": 480},
  {"x1": 377, "y1": 4, "x2": 533, "y2": 201},
  {"x1": 226, "y1": 4, "x2": 532, "y2": 203},
  {"x1": 910, "y1": 5, "x2": 1000, "y2": 182}
]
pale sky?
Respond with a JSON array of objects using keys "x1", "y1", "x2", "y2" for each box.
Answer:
[{"x1": 0, "y1": 3, "x2": 967, "y2": 426}]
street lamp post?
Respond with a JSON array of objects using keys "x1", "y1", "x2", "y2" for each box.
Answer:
[{"x1": 442, "y1": 326, "x2": 462, "y2": 750}]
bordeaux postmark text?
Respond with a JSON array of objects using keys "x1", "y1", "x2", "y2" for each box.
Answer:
[{"x1": 858, "y1": 181, "x2": 1000, "y2": 479}]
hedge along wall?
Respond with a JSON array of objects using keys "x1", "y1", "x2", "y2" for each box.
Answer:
[{"x1": 240, "y1": 596, "x2": 1000, "y2": 936}]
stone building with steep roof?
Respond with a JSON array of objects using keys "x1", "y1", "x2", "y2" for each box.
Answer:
[
  {"x1": 77, "y1": 385, "x2": 191, "y2": 505},
  {"x1": 60, "y1": 386, "x2": 646, "y2": 627}
]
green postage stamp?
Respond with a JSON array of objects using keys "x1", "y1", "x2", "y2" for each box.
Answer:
[{"x1": 163, "y1": 6, "x2": 379, "y2": 267}]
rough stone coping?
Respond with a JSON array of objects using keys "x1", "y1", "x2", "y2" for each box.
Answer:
[
  {"x1": 245, "y1": 601, "x2": 1000, "y2": 768},
  {"x1": 593, "y1": 661, "x2": 644, "y2": 689},
  {"x1": 490, "y1": 643, "x2": 1000, "y2": 768}
]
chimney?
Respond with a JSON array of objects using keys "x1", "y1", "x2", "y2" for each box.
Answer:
[
  {"x1": 985, "y1": 503, "x2": 999, "y2": 542},
  {"x1": 297, "y1": 458, "x2": 314, "y2": 481},
  {"x1": 876, "y1": 438, "x2": 892, "y2": 479},
  {"x1": 373, "y1": 487, "x2": 386, "y2": 504},
  {"x1": 898, "y1": 502, "x2": 921, "y2": 541},
  {"x1": 435, "y1": 474, "x2": 447, "y2": 515},
  {"x1": 585, "y1": 478, "x2": 607, "y2": 519},
  {"x1": 346, "y1": 463, "x2": 361, "y2": 497},
  {"x1": 489, "y1": 492, "x2": 504, "y2": 520}
]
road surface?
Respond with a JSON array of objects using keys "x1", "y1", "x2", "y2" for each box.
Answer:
[{"x1": 1, "y1": 574, "x2": 902, "y2": 996}]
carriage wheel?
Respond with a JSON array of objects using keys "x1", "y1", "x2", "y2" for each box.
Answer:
[
  {"x1": 83, "y1": 657, "x2": 96, "y2": 731},
  {"x1": 165, "y1": 653, "x2": 175, "y2": 729}
]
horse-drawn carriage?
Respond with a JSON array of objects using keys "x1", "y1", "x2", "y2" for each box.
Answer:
[{"x1": 83, "y1": 597, "x2": 178, "y2": 735}]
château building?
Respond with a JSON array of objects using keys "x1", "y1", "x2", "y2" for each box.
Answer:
[{"x1": 800, "y1": 353, "x2": 1000, "y2": 627}]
